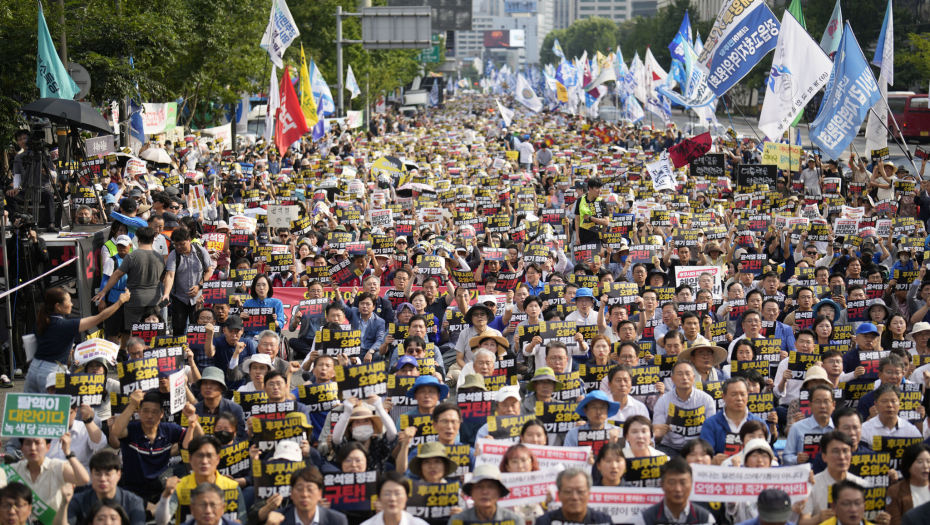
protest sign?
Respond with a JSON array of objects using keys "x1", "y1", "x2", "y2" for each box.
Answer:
[
  {"x1": 254, "y1": 460, "x2": 308, "y2": 499},
  {"x1": 474, "y1": 437, "x2": 592, "y2": 472},
  {"x1": 313, "y1": 327, "x2": 362, "y2": 358},
  {"x1": 251, "y1": 414, "x2": 311, "y2": 452},
  {"x1": 689, "y1": 463, "x2": 811, "y2": 502},
  {"x1": 399, "y1": 413, "x2": 438, "y2": 447},
  {"x1": 549, "y1": 486, "x2": 665, "y2": 524},
  {"x1": 116, "y1": 357, "x2": 160, "y2": 395},
  {"x1": 333, "y1": 361, "x2": 387, "y2": 400},
  {"x1": 406, "y1": 481, "x2": 461, "y2": 522},
  {"x1": 462, "y1": 469, "x2": 559, "y2": 509},
  {"x1": 73, "y1": 339, "x2": 119, "y2": 367},
  {"x1": 1, "y1": 394, "x2": 70, "y2": 438},
  {"x1": 624, "y1": 455, "x2": 668, "y2": 487},
  {"x1": 485, "y1": 414, "x2": 535, "y2": 441}
]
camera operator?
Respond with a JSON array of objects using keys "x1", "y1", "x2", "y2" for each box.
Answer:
[
  {"x1": 3, "y1": 130, "x2": 29, "y2": 183},
  {"x1": 7, "y1": 218, "x2": 50, "y2": 283},
  {"x1": 8, "y1": 129, "x2": 60, "y2": 233}
]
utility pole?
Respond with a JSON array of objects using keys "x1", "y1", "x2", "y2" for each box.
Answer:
[{"x1": 336, "y1": 5, "x2": 344, "y2": 118}]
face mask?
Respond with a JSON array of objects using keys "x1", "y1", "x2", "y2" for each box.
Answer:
[
  {"x1": 76, "y1": 216, "x2": 90, "y2": 225},
  {"x1": 352, "y1": 425, "x2": 374, "y2": 442},
  {"x1": 213, "y1": 431, "x2": 234, "y2": 445}
]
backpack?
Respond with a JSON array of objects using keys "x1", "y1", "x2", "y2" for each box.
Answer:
[{"x1": 162, "y1": 244, "x2": 208, "y2": 284}]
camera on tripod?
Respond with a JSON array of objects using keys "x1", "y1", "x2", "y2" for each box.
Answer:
[{"x1": 10, "y1": 213, "x2": 36, "y2": 235}]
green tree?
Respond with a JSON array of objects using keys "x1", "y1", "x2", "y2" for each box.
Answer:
[{"x1": 539, "y1": 17, "x2": 616, "y2": 66}]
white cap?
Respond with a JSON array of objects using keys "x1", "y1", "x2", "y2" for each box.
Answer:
[
  {"x1": 115, "y1": 235, "x2": 132, "y2": 246},
  {"x1": 46, "y1": 371, "x2": 59, "y2": 389},
  {"x1": 241, "y1": 353, "x2": 274, "y2": 373},
  {"x1": 496, "y1": 385, "x2": 521, "y2": 404},
  {"x1": 271, "y1": 440, "x2": 303, "y2": 462}
]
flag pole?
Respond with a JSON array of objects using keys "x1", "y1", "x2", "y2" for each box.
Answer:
[
  {"x1": 866, "y1": 107, "x2": 922, "y2": 176},
  {"x1": 722, "y1": 95, "x2": 764, "y2": 143}
]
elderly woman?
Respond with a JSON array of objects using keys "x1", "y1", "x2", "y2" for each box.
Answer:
[
  {"x1": 622, "y1": 415, "x2": 666, "y2": 458},
  {"x1": 331, "y1": 396, "x2": 397, "y2": 473},
  {"x1": 456, "y1": 333, "x2": 513, "y2": 388},
  {"x1": 563, "y1": 391, "x2": 622, "y2": 448}
]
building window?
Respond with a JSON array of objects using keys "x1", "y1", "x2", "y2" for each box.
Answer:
[
  {"x1": 614, "y1": 13, "x2": 626, "y2": 18},
  {"x1": 579, "y1": 6, "x2": 595, "y2": 10},
  {"x1": 598, "y1": 5, "x2": 611, "y2": 8}
]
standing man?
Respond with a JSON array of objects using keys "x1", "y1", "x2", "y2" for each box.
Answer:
[
  {"x1": 93, "y1": 227, "x2": 166, "y2": 346},
  {"x1": 536, "y1": 468, "x2": 612, "y2": 525},
  {"x1": 573, "y1": 178, "x2": 608, "y2": 246},
  {"x1": 162, "y1": 228, "x2": 215, "y2": 337}
]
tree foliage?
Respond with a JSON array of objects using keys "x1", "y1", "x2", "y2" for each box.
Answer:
[
  {"x1": 0, "y1": 0, "x2": 426, "y2": 141},
  {"x1": 540, "y1": 17, "x2": 617, "y2": 65}
]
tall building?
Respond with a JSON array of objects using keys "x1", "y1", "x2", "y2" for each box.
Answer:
[
  {"x1": 552, "y1": 0, "x2": 576, "y2": 28},
  {"x1": 453, "y1": 0, "x2": 555, "y2": 66}
]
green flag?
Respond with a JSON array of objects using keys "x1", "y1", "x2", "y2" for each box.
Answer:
[
  {"x1": 786, "y1": 0, "x2": 807, "y2": 126},
  {"x1": 787, "y1": 0, "x2": 807, "y2": 30},
  {"x1": 36, "y1": 1, "x2": 79, "y2": 99}
]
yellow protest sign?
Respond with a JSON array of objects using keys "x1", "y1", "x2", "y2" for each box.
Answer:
[{"x1": 762, "y1": 142, "x2": 805, "y2": 171}]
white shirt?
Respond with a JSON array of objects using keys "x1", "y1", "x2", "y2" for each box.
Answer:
[
  {"x1": 360, "y1": 511, "x2": 429, "y2": 525},
  {"x1": 11, "y1": 458, "x2": 67, "y2": 511},
  {"x1": 912, "y1": 484, "x2": 930, "y2": 508},
  {"x1": 295, "y1": 506, "x2": 320, "y2": 525},
  {"x1": 860, "y1": 416, "x2": 923, "y2": 447},
  {"x1": 47, "y1": 420, "x2": 107, "y2": 472},
  {"x1": 803, "y1": 470, "x2": 869, "y2": 517},
  {"x1": 516, "y1": 142, "x2": 535, "y2": 164},
  {"x1": 566, "y1": 309, "x2": 599, "y2": 355}
]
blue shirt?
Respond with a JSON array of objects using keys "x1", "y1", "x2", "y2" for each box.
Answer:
[
  {"x1": 211, "y1": 336, "x2": 257, "y2": 390},
  {"x1": 34, "y1": 315, "x2": 80, "y2": 363},
  {"x1": 783, "y1": 415, "x2": 835, "y2": 465},
  {"x1": 242, "y1": 297, "x2": 286, "y2": 337},
  {"x1": 119, "y1": 421, "x2": 186, "y2": 486}
]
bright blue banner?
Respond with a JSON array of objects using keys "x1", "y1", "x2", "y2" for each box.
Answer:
[
  {"x1": 703, "y1": 1, "x2": 780, "y2": 96},
  {"x1": 810, "y1": 22, "x2": 881, "y2": 160}
]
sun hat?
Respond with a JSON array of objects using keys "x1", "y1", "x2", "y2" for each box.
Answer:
[
  {"x1": 801, "y1": 365, "x2": 830, "y2": 388},
  {"x1": 468, "y1": 333, "x2": 510, "y2": 351},
  {"x1": 678, "y1": 336, "x2": 728, "y2": 366},
  {"x1": 194, "y1": 366, "x2": 227, "y2": 391},
  {"x1": 812, "y1": 299, "x2": 841, "y2": 322},
  {"x1": 464, "y1": 304, "x2": 496, "y2": 325},
  {"x1": 573, "y1": 288, "x2": 595, "y2": 302},
  {"x1": 575, "y1": 390, "x2": 620, "y2": 419},
  {"x1": 347, "y1": 405, "x2": 383, "y2": 435},
  {"x1": 241, "y1": 353, "x2": 274, "y2": 374},
  {"x1": 907, "y1": 322, "x2": 930, "y2": 341},
  {"x1": 409, "y1": 441, "x2": 457, "y2": 479},
  {"x1": 867, "y1": 299, "x2": 891, "y2": 321},
  {"x1": 526, "y1": 367, "x2": 564, "y2": 392},
  {"x1": 459, "y1": 373, "x2": 487, "y2": 391},
  {"x1": 271, "y1": 441, "x2": 303, "y2": 462},
  {"x1": 405, "y1": 375, "x2": 450, "y2": 400},
  {"x1": 462, "y1": 464, "x2": 509, "y2": 497}
]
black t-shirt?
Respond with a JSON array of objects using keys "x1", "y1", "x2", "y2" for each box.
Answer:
[{"x1": 34, "y1": 315, "x2": 81, "y2": 363}]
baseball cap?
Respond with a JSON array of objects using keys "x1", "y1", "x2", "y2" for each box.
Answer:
[
  {"x1": 757, "y1": 488, "x2": 792, "y2": 522},
  {"x1": 856, "y1": 323, "x2": 879, "y2": 335},
  {"x1": 115, "y1": 235, "x2": 132, "y2": 246},
  {"x1": 397, "y1": 355, "x2": 418, "y2": 370},
  {"x1": 224, "y1": 315, "x2": 244, "y2": 331}
]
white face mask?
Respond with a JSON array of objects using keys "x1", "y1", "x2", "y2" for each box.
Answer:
[{"x1": 352, "y1": 425, "x2": 374, "y2": 442}]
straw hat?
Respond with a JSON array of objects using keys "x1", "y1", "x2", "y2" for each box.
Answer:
[
  {"x1": 347, "y1": 405, "x2": 383, "y2": 435},
  {"x1": 678, "y1": 336, "x2": 728, "y2": 366},
  {"x1": 409, "y1": 441, "x2": 457, "y2": 479}
]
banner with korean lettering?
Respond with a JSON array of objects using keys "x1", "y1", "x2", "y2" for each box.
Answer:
[
  {"x1": 689, "y1": 463, "x2": 811, "y2": 502},
  {"x1": 462, "y1": 469, "x2": 559, "y2": 508},
  {"x1": 810, "y1": 22, "x2": 882, "y2": 160},
  {"x1": 697, "y1": 0, "x2": 780, "y2": 96},
  {"x1": 1, "y1": 394, "x2": 71, "y2": 439},
  {"x1": 548, "y1": 486, "x2": 665, "y2": 524},
  {"x1": 474, "y1": 437, "x2": 593, "y2": 472},
  {"x1": 406, "y1": 481, "x2": 460, "y2": 523},
  {"x1": 323, "y1": 471, "x2": 377, "y2": 511},
  {"x1": 254, "y1": 460, "x2": 307, "y2": 499}
]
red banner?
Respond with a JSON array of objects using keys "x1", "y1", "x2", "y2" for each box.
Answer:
[{"x1": 668, "y1": 132, "x2": 712, "y2": 168}]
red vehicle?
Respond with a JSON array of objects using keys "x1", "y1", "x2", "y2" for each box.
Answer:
[{"x1": 887, "y1": 92, "x2": 930, "y2": 142}]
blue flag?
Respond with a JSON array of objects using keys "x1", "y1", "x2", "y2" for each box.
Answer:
[
  {"x1": 810, "y1": 22, "x2": 881, "y2": 160},
  {"x1": 552, "y1": 38, "x2": 565, "y2": 59},
  {"x1": 678, "y1": 11, "x2": 693, "y2": 46},
  {"x1": 36, "y1": 1, "x2": 79, "y2": 99},
  {"x1": 129, "y1": 99, "x2": 145, "y2": 145},
  {"x1": 668, "y1": 34, "x2": 686, "y2": 63}
]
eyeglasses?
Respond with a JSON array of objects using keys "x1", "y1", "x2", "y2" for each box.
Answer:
[
  {"x1": 193, "y1": 502, "x2": 225, "y2": 511},
  {"x1": 837, "y1": 500, "x2": 864, "y2": 509},
  {"x1": 0, "y1": 503, "x2": 29, "y2": 512},
  {"x1": 170, "y1": 205, "x2": 181, "y2": 210}
]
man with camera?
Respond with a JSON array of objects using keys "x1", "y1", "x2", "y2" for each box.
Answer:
[{"x1": 7, "y1": 128, "x2": 60, "y2": 233}]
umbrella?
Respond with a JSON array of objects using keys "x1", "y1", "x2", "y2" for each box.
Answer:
[
  {"x1": 139, "y1": 148, "x2": 172, "y2": 165},
  {"x1": 21, "y1": 98, "x2": 112, "y2": 135},
  {"x1": 396, "y1": 182, "x2": 436, "y2": 198}
]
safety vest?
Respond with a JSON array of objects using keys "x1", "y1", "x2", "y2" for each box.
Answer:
[{"x1": 175, "y1": 473, "x2": 240, "y2": 525}]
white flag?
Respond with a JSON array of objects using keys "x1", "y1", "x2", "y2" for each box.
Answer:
[
  {"x1": 647, "y1": 152, "x2": 676, "y2": 192},
  {"x1": 631, "y1": 52, "x2": 646, "y2": 104},
  {"x1": 819, "y1": 0, "x2": 843, "y2": 58},
  {"x1": 260, "y1": 0, "x2": 299, "y2": 69},
  {"x1": 309, "y1": 59, "x2": 335, "y2": 116},
  {"x1": 872, "y1": 0, "x2": 894, "y2": 86},
  {"x1": 346, "y1": 66, "x2": 361, "y2": 99},
  {"x1": 496, "y1": 99, "x2": 514, "y2": 127},
  {"x1": 758, "y1": 12, "x2": 832, "y2": 142},
  {"x1": 514, "y1": 74, "x2": 543, "y2": 113},
  {"x1": 865, "y1": 75, "x2": 889, "y2": 155},
  {"x1": 264, "y1": 65, "x2": 279, "y2": 144},
  {"x1": 236, "y1": 93, "x2": 249, "y2": 135}
]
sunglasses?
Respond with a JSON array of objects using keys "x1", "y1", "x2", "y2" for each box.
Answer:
[{"x1": 170, "y1": 206, "x2": 181, "y2": 210}]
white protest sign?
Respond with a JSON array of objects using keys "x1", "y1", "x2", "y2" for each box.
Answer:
[
  {"x1": 634, "y1": 201, "x2": 659, "y2": 221},
  {"x1": 647, "y1": 152, "x2": 675, "y2": 192},
  {"x1": 418, "y1": 207, "x2": 444, "y2": 225},
  {"x1": 189, "y1": 185, "x2": 210, "y2": 217},
  {"x1": 124, "y1": 158, "x2": 147, "y2": 178},
  {"x1": 833, "y1": 218, "x2": 859, "y2": 237},
  {"x1": 674, "y1": 266, "x2": 724, "y2": 299},
  {"x1": 474, "y1": 438, "x2": 592, "y2": 472},
  {"x1": 549, "y1": 486, "x2": 664, "y2": 524},
  {"x1": 74, "y1": 339, "x2": 119, "y2": 366},
  {"x1": 462, "y1": 469, "x2": 559, "y2": 508},
  {"x1": 689, "y1": 463, "x2": 811, "y2": 503},
  {"x1": 370, "y1": 209, "x2": 393, "y2": 229},
  {"x1": 268, "y1": 205, "x2": 300, "y2": 228},
  {"x1": 876, "y1": 219, "x2": 892, "y2": 237},
  {"x1": 169, "y1": 370, "x2": 186, "y2": 415},
  {"x1": 229, "y1": 215, "x2": 257, "y2": 233},
  {"x1": 842, "y1": 206, "x2": 865, "y2": 219},
  {"x1": 370, "y1": 191, "x2": 387, "y2": 209}
]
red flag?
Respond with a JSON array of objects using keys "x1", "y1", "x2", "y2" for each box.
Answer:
[
  {"x1": 275, "y1": 66, "x2": 309, "y2": 155},
  {"x1": 668, "y1": 132, "x2": 712, "y2": 169}
]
